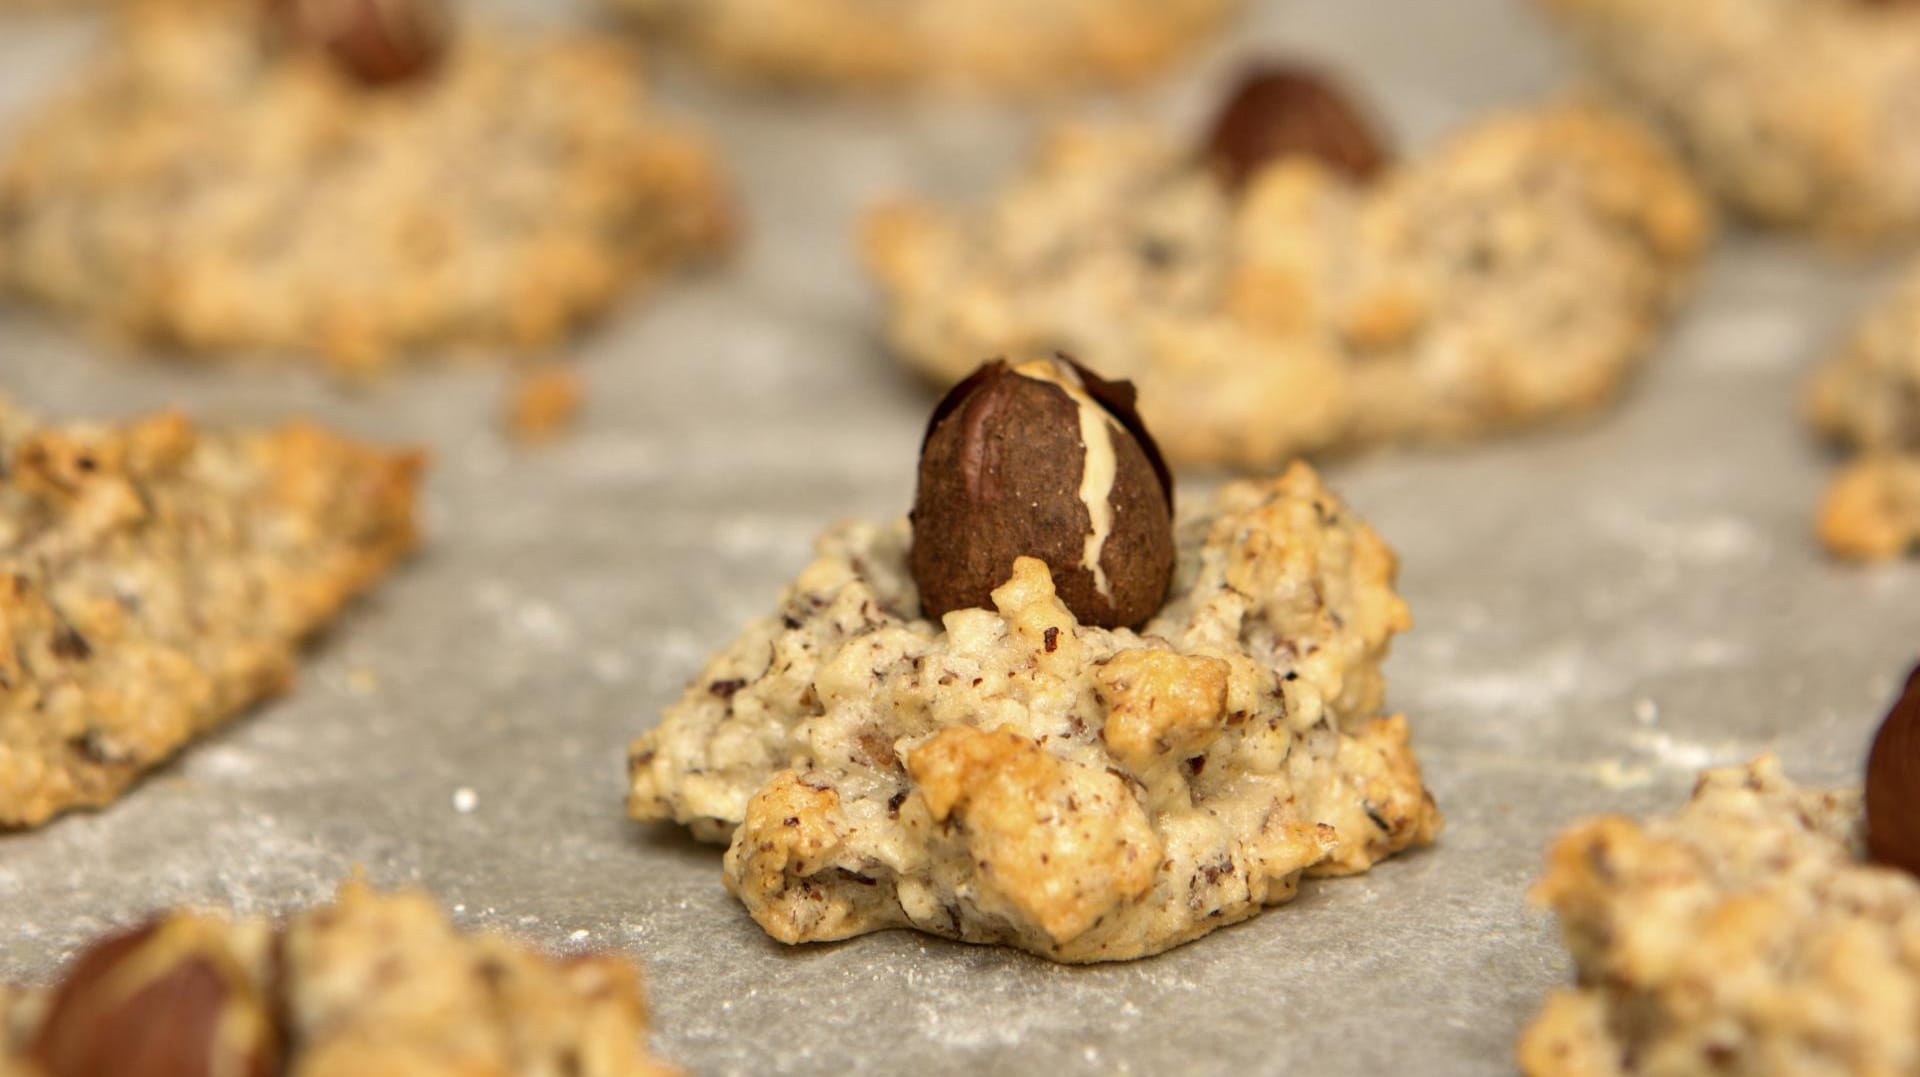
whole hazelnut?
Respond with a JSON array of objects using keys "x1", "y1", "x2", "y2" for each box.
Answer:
[
  {"x1": 29, "y1": 919, "x2": 278, "y2": 1077},
  {"x1": 266, "y1": 0, "x2": 451, "y2": 87},
  {"x1": 910, "y1": 356, "x2": 1174, "y2": 629},
  {"x1": 1202, "y1": 62, "x2": 1390, "y2": 190},
  {"x1": 1867, "y1": 664, "x2": 1920, "y2": 877}
]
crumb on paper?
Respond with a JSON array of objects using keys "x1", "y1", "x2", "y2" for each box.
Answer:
[
  {"x1": 505, "y1": 364, "x2": 583, "y2": 445},
  {"x1": 1633, "y1": 698, "x2": 1658, "y2": 725},
  {"x1": 346, "y1": 667, "x2": 380, "y2": 696},
  {"x1": 452, "y1": 787, "x2": 479, "y2": 814},
  {"x1": 1586, "y1": 758, "x2": 1654, "y2": 789}
]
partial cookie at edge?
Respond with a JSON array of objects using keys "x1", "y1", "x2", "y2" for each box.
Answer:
[{"x1": 0, "y1": 396, "x2": 421, "y2": 828}]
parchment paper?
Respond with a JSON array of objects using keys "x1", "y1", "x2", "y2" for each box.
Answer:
[{"x1": 3, "y1": 3, "x2": 1917, "y2": 1074}]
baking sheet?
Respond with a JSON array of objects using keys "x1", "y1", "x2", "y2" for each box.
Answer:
[{"x1": 3, "y1": 3, "x2": 1918, "y2": 1074}]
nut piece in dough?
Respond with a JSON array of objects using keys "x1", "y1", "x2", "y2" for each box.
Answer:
[
  {"x1": 0, "y1": 396, "x2": 422, "y2": 828},
  {"x1": 1519, "y1": 756, "x2": 1920, "y2": 1075},
  {"x1": 864, "y1": 101, "x2": 1708, "y2": 469},
  {"x1": 632, "y1": 462, "x2": 1442, "y2": 961}
]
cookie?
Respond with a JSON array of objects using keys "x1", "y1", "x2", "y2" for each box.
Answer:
[
  {"x1": 1519, "y1": 756, "x2": 1920, "y2": 1075},
  {"x1": 0, "y1": 0, "x2": 734, "y2": 375},
  {"x1": 0, "y1": 881, "x2": 680, "y2": 1075},
  {"x1": 1805, "y1": 268, "x2": 1920, "y2": 559},
  {"x1": 863, "y1": 101, "x2": 1708, "y2": 470},
  {"x1": 0, "y1": 396, "x2": 421, "y2": 828},
  {"x1": 606, "y1": 0, "x2": 1239, "y2": 94},
  {"x1": 1539, "y1": 0, "x2": 1920, "y2": 242},
  {"x1": 628, "y1": 461, "x2": 1441, "y2": 962}
]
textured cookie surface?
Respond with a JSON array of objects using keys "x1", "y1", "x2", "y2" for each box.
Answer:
[
  {"x1": 1519, "y1": 757, "x2": 1920, "y2": 1076},
  {"x1": 864, "y1": 105, "x2": 1707, "y2": 470},
  {"x1": 0, "y1": 882, "x2": 680, "y2": 1076},
  {"x1": 608, "y1": 0, "x2": 1239, "y2": 93},
  {"x1": 1806, "y1": 267, "x2": 1920, "y2": 559},
  {"x1": 0, "y1": 0, "x2": 733, "y2": 374},
  {"x1": 1540, "y1": 0, "x2": 1920, "y2": 240},
  {"x1": 0, "y1": 397, "x2": 420, "y2": 828},
  {"x1": 629, "y1": 462, "x2": 1441, "y2": 962}
]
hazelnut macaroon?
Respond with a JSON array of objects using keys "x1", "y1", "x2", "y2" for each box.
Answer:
[
  {"x1": 628, "y1": 356, "x2": 1439, "y2": 962},
  {"x1": 0, "y1": 0, "x2": 734, "y2": 374}
]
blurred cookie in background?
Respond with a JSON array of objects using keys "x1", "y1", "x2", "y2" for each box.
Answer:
[
  {"x1": 0, "y1": 0, "x2": 736, "y2": 377},
  {"x1": 1538, "y1": 0, "x2": 1920, "y2": 244},
  {"x1": 863, "y1": 63, "x2": 1712, "y2": 471},
  {"x1": 606, "y1": 0, "x2": 1242, "y2": 95}
]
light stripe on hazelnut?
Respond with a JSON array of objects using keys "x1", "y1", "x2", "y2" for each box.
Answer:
[{"x1": 1011, "y1": 357, "x2": 1121, "y2": 601}]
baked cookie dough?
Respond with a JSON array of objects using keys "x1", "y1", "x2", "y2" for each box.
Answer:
[
  {"x1": 0, "y1": 0, "x2": 734, "y2": 375},
  {"x1": 606, "y1": 0, "x2": 1240, "y2": 94},
  {"x1": 1519, "y1": 756, "x2": 1920, "y2": 1076},
  {"x1": 0, "y1": 881, "x2": 679, "y2": 1076},
  {"x1": 628, "y1": 462, "x2": 1442, "y2": 962},
  {"x1": 0, "y1": 396, "x2": 420, "y2": 828},
  {"x1": 1806, "y1": 268, "x2": 1920, "y2": 559},
  {"x1": 1539, "y1": 0, "x2": 1920, "y2": 241},
  {"x1": 864, "y1": 104, "x2": 1708, "y2": 470}
]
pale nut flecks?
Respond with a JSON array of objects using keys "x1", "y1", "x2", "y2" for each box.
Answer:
[
  {"x1": 1203, "y1": 61, "x2": 1391, "y2": 189},
  {"x1": 909, "y1": 356, "x2": 1174, "y2": 629}
]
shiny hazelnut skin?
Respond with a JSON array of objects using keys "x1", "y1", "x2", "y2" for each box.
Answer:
[
  {"x1": 29, "y1": 920, "x2": 277, "y2": 1077},
  {"x1": 1867, "y1": 663, "x2": 1920, "y2": 878},
  {"x1": 909, "y1": 356, "x2": 1174, "y2": 629},
  {"x1": 1202, "y1": 62, "x2": 1390, "y2": 190}
]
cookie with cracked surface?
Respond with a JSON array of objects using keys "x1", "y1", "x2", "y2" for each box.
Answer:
[
  {"x1": 0, "y1": 0, "x2": 733, "y2": 375},
  {"x1": 1806, "y1": 268, "x2": 1920, "y2": 559},
  {"x1": 628, "y1": 461, "x2": 1442, "y2": 962},
  {"x1": 0, "y1": 881, "x2": 680, "y2": 1076},
  {"x1": 605, "y1": 0, "x2": 1240, "y2": 94},
  {"x1": 0, "y1": 396, "x2": 421, "y2": 828},
  {"x1": 1539, "y1": 0, "x2": 1920, "y2": 242},
  {"x1": 1519, "y1": 756, "x2": 1920, "y2": 1076},
  {"x1": 864, "y1": 102, "x2": 1708, "y2": 470}
]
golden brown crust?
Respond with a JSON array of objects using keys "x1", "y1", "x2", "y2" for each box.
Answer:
[{"x1": 0, "y1": 398, "x2": 421, "y2": 828}]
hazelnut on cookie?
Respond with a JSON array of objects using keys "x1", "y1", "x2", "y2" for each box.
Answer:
[
  {"x1": 1807, "y1": 269, "x2": 1920, "y2": 560},
  {"x1": 0, "y1": 0, "x2": 735, "y2": 375},
  {"x1": 627, "y1": 357, "x2": 1440, "y2": 962},
  {"x1": 864, "y1": 63, "x2": 1710, "y2": 470},
  {"x1": 0, "y1": 881, "x2": 681, "y2": 1075}
]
